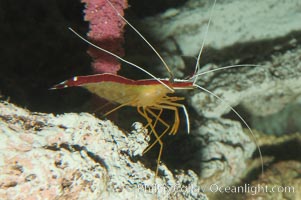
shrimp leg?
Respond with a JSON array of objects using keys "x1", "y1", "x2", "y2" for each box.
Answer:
[
  {"x1": 144, "y1": 107, "x2": 165, "y2": 138},
  {"x1": 160, "y1": 100, "x2": 190, "y2": 134},
  {"x1": 104, "y1": 98, "x2": 138, "y2": 116},
  {"x1": 145, "y1": 101, "x2": 189, "y2": 151},
  {"x1": 137, "y1": 106, "x2": 164, "y2": 178},
  {"x1": 143, "y1": 107, "x2": 170, "y2": 154}
]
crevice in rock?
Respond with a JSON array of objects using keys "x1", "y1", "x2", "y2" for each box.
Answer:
[{"x1": 45, "y1": 143, "x2": 109, "y2": 171}]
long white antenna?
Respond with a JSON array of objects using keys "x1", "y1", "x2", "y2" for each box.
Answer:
[
  {"x1": 192, "y1": 64, "x2": 259, "y2": 78},
  {"x1": 106, "y1": 0, "x2": 174, "y2": 81},
  {"x1": 194, "y1": 83, "x2": 264, "y2": 175},
  {"x1": 193, "y1": 0, "x2": 217, "y2": 85},
  {"x1": 68, "y1": 28, "x2": 174, "y2": 92}
]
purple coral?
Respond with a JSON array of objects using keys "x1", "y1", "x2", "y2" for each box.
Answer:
[{"x1": 82, "y1": 0, "x2": 128, "y2": 74}]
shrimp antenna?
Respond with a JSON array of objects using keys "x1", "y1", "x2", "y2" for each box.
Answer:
[
  {"x1": 193, "y1": 83, "x2": 264, "y2": 176},
  {"x1": 192, "y1": 64, "x2": 259, "y2": 78},
  {"x1": 68, "y1": 27, "x2": 174, "y2": 92},
  {"x1": 193, "y1": 0, "x2": 217, "y2": 85},
  {"x1": 106, "y1": 0, "x2": 174, "y2": 82}
]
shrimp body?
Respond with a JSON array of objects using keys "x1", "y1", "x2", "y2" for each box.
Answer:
[
  {"x1": 52, "y1": 73, "x2": 194, "y2": 177},
  {"x1": 52, "y1": 73, "x2": 194, "y2": 107}
]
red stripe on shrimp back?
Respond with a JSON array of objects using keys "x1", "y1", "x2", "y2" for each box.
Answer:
[{"x1": 51, "y1": 73, "x2": 193, "y2": 89}]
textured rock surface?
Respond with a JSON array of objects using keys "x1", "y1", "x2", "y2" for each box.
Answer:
[
  {"x1": 191, "y1": 47, "x2": 301, "y2": 135},
  {"x1": 0, "y1": 101, "x2": 207, "y2": 200},
  {"x1": 129, "y1": 0, "x2": 301, "y2": 74},
  {"x1": 246, "y1": 161, "x2": 301, "y2": 200},
  {"x1": 192, "y1": 119, "x2": 255, "y2": 186}
]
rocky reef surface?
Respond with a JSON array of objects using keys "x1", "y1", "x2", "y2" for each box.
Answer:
[
  {"x1": 1, "y1": 0, "x2": 301, "y2": 199},
  {"x1": 0, "y1": 101, "x2": 207, "y2": 199}
]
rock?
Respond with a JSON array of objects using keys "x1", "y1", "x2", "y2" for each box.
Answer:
[
  {"x1": 191, "y1": 119, "x2": 256, "y2": 186},
  {"x1": 246, "y1": 161, "x2": 301, "y2": 200},
  {"x1": 0, "y1": 101, "x2": 207, "y2": 200},
  {"x1": 127, "y1": 0, "x2": 301, "y2": 74}
]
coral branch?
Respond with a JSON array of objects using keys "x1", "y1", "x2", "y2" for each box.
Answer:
[{"x1": 82, "y1": 0, "x2": 128, "y2": 74}]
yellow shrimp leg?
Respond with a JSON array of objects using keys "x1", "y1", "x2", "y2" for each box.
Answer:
[
  {"x1": 157, "y1": 104, "x2": 180, "y2": 135},
  {"x1": 150, "y1": 108, "x2": 164, "y2": 133},
  {"x1": 144, "y1": 103, "x2": 182, "y2": 152},
  {"x1": 142, "y1": 107, "x2": 164, "y2": 138},
  {"x1": 104, "y1": 103, "x2": 129, "y2": 116},
  {"x1": 143, "y1": 107, "x2": 170, "y2": 154},
  {"x1": 137, "y1": 106, "x2": 152, "y2": 130},
  {"x1": 161, "y1": 96, "x2": 188, "y2": 134},
  {"x1": 137, "y1": 106, "x2": 164, "y2": 178},
  {"x1": 137, "y1": 104, "x2": 181, "y2": 178},
  {"x1": 145, "y1": 101, "x2": 189, "y2": 151},
  {"x1": 93, "y1": 101, "x2": 114, "y2": 114},
  {"x1": 103, "y1": 97, "x2": 138, "y2": 116},
  {"x1": 160, "y1": 99, "x2": 190, "y2": 134}
]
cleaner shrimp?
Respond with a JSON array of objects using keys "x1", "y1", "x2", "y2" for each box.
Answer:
[{"x1": 51, "y1": 0, "x2": 263, "y2": 179}]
